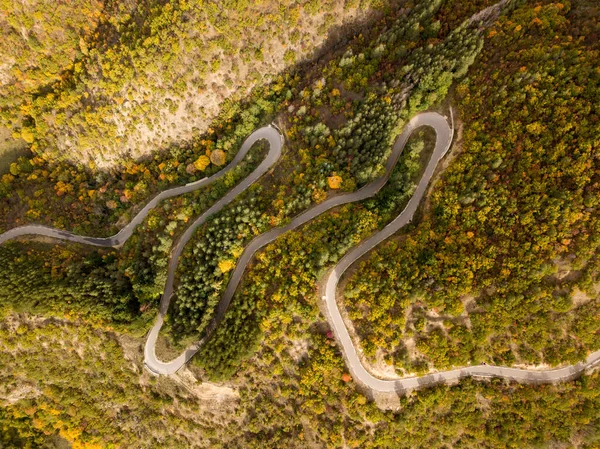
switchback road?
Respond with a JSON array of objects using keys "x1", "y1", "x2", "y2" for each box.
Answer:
[{"x1": 2, "y1": 113, "x2": 599, "y2": 393}]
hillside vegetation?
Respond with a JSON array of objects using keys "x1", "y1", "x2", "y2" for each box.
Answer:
[
  {"x1": 2, "y1": 310, "x2": 600, "y2": 448},
  {"x1": 1, "y1": 0, "x2": 397, "y2": 167},
  {"x1": 344, "y1": 0, "x2": 600, "y2": 375},
  {"x1": 1, "y1": 0, "x2": 600, "y2": 447}
]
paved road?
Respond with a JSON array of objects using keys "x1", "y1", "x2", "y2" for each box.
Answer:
[
  {"x1": 144, "y1": 127, "x2": 283, "y2": 373},
  {"x1": 321, "y1": 112, "x2": 600, "y2": 392},
  {"x1": 2, "y1": 113, "x2": 599, "y2": 392},
  {"x1": 0, "y1": 126, "x2": 282, "y2": 247},
  {"x1": 144, "y1": 112, "x2": 456, "y2": 374},
  {"x1": 143, "y1": 111, "x2": 600, "y2": 388}
]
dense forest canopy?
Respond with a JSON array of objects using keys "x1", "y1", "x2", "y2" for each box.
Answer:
[
  {"x1": 344, "y1": 0, "x2": 600, "y2": 373},
  {"x1": 1, "y1": 0, "x2": 600, "y2": 447}
]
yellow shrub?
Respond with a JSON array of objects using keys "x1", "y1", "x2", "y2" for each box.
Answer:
[
  {"x1": 194, "y1": 155, "x2": 210, "y2": 171},
  {"x1": 218, "y1": 259, "x2": 235, "y2": 273},
  {"x1": 327, "y1": 175, "x2": 342, "y2": 189}
]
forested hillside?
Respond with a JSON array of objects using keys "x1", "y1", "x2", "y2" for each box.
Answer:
[
  {"x1": 344, "y1": 0, "x2": 600, "y2": 374},
  {"x1": 165, "y1": 0, "x2": 482, "y2": 340},
  {"x1": 1, "y1": 0, "x2": 397, "y2": 166},
  {"x1": 1, "y1": 0, "x2": 600, "y2": 447},
  {"x1": 0, "y1": 0, "x2": 482, "y2": 330},
  {"x1": 2, "y1": 310, "x2": 600, "y2": 448}
]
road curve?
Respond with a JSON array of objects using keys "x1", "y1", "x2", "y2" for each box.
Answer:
[
  {"x1": 2, "y1": 113, "x2": 599, "y2": 392},
  {"x1": 321, "y1": 113, "x2": 600, "y2": 392},
  {"x1": 144, "y1": 112, "x2": 453, "y2": 374},
  {"x1": 0, "y1": 126, "x2": 283, "y2": 247},
  {"x1": 143, "y1": 110, "x2": 600, "y2": 390}
]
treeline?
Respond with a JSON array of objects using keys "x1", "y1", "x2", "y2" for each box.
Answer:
[
  {"x1": 0, "y1": 243, "x2": 142, "y2": 326},
  {"x1": 168, "y1": 194, "x2": 269, "y2": 337}
]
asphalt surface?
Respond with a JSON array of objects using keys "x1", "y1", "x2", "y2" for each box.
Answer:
[
  {"x1": 321, "y1": 112, "x2": 600, "y2": 392},
  {"x1": 0, "y1": 126, "x2": 282, "y2": 248},
  {"x1": 2, "y1": 114, "x2": 599, "y2": 392},
  {"x1": 141, "y1": 126, "x2": 284, "y2": 374}
]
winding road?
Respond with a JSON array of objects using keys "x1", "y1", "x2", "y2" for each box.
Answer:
[
  {"x1": 0, "y1": 126, "x2": 282, "y2": 248},
  {"x1": 2, "y1": 112, "x2": 599, "y2": 393}
]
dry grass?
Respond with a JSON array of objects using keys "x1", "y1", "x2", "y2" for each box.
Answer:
[{"x1": 9, "y1": 1, "x2": 398, "y2": 167}]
